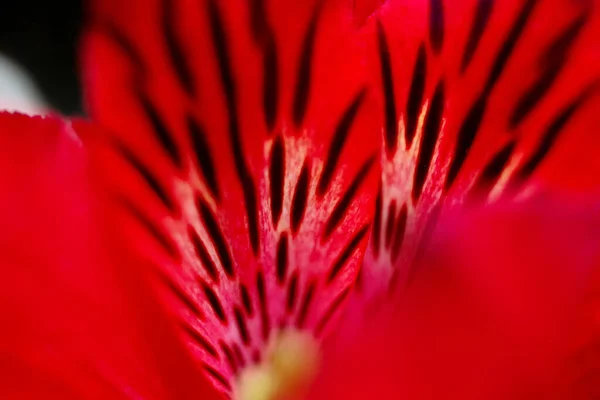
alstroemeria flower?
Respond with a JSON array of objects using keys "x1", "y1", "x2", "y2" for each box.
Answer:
[{"x1": 0, "y1": 0, "x2": 599, "y2": 398}]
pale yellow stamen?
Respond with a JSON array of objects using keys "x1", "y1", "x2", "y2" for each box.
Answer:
[{"x1": 236, "y1": 330, "x2": 319, "y2": 400}]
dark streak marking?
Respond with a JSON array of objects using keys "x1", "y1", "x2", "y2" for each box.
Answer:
[
  {"x1": 513, "y1": 92, "x2": 590, "y2": 184},
  {"x1": 315, "y1": 288, "x2": 350, "y2": 336},
  {"x1": 181, "y1": 324, "x2": 219, "y2": 358},
  {"x1": 137, "y1": 90, "x2": 182, "y2": 168},
  {"x1": 470, "y1": 140, "x2": 515, "y2": 198},
  {"x1": 263, "y1": 36, "x2": 279, "y2": 130},
  {"x1": 372, "y1": 182, "x2": 383, "y2": 258},
  {"x1": 483, "y1": 0, "x2": 536, "y2": 96},
  {"x1": 98, "y1": 21, "x2": 145, "y2": 78},
  {"x1": 120, "y1": 199, "x2": 180, "y2": 259},
  {"x1": 322, "y1": 156, "x2": 375, "y2": 242},
  {"x1": 240, "y1": 284, "x2": 254, "y2": 316},
  {"x1": 317, "y1": 89, "x2": 367, "y2": 197},
  {"x1": 377, "y1": 20, "x2": 398, "y2": 155},
  {"x1": 276, "y1": 232, "x2": 289, "y2": 284},
  {"x1": 204, "y1": 365, "x2": 232, "y2": 390},
  {"x1": 296, "y1": 281, "x2": 316, "y2": 328},
  {"x1": 256, "y1": 270, "x2": 271, "y2": 340},
  {"x1": 327, "y1": 225, "x2": 370, "y2": 283},
  {"x1": 187, "y1": 116, "x2": 220, "y2": 202},
  {"x1": 197, "y1": 197, "x2": 234, "y2": 278},
  {"x1": 232, "y1": 344, "x2": 246, "y2": 368},
  {"x1": 158, "y1": 273, "x2": 204, "y2": 319},
  {"x1": 234, "y1": 307, "x2": 251, "y2": 345},
  {"x1": 461, "y1": 0, "x2": 494, "y2": 73},
  {"x1": 162, "y1": 0, "x2": 195, "y2": 96},
  {"x1": 202, "y1": 283, "x2": 228, "y2": 324},
  {"x1": 115, "y1": 142, "x2": 175, "y2": 212},
  {"x1": 249, "y1": 0, "x2": 279, "y2": 130},
  {"x1": 291, "y1": 159, "x2": 311, "y2": 235},
  {"x1": 413, "y1": 82, "x2": 445, "y2": 202},
  {"x1": 445, "y1": 93, "x2": 486, "y2": 190},
  {"x1": 390, "y1": 204, "x2": 408, "y2": 264},
  {"x1": 207, "y1": 0, "x2": 260, "y2": 255},
  {"x1": 270, "y1": 135, "x2": 285, "y2": 226},
  {"x1": 446, "y1": 0, "x2": 536, "y2": 190},
  {"x1": 188, "y1": 225, "x2": 219, "y2": 283},
  {"x1": 429, "y1": 0, "x2": 444, "y2": 53},
  {"x1": 286, "y1": 272, "x2": 299, "y2": 313},
  {"x1": 509, "y1": 13, "x2": 587, "y2": 129},
  {"x1": 384, "y1": 200, "x2": 397, "y2": 250},
  {"x1": 293, "y1": 10, "x2": 319, "y2": 127},
  {"x1": 220, "y1": 341, "x2": 238, "y2": 374},
  {"x1": 406, "y1": 45, "x2": 427, "y2": 147}
]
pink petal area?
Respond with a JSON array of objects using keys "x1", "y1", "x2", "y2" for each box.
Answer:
[
  {"x1": 0, "y1": 113, "x2": 220, "y2": 399},
  {"x1": 309, "y1": 199, "x2": 600, "y2": 399},
  {"x1": 357, "y1": 0, "x2": 600, "y2": 300},
  {"x1": 83, "y1": 0, "x2": 379, "y2": 392}
]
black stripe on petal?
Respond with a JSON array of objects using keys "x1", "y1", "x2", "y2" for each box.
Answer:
[
  {"x1": 196, "y1": 197, "x2": 235, "y2": 279},
  {"x1": 137, "y1": 90, "x2": 182, "y2": 169},
  {"x1": 120, "y1": 198, "x2": 180, "y2": 260},
  {"x1": 207, "y1": 0, "x2": 260, "y2": 255},
  {"x1": 203, "y1": 365, "x2": 232, "y2": 391},
  {"x1": 317, "y1": 89, "x2": 367, "y2": 197},
  {"x1": 384, "y1": 200, "x2": 397, "y2": 250},
  {"x1": 460, "y1": 0, "x2": 494, "y2": 73},
  {"x1": 276, "y1": 232, "x2": 290, "y2": 285},
  {"x1": 322, "y1": 156, "x2": 375, "y2": 242},
  {"x1": 181, "y1": 324, "x2": 219, "y2": 358},
  {"x1": 115, "y1": 141, "x2": 175, "y2": 212},
  {"x1": 188, "y1": 225, "x2": 219, "y2": 284},
  {"x1": 469, "y1": 140, "x2": 515, "y2": 198},
  {"x1": 315, "y1": 288, "x2": 350, "y2": 336},
  {"x1": 240, "y1": 283, "x2": 254, "y2": 316},
  {"x1": 390, "y1": 204, "x2": 408, "y2": 264},
  {"x1": 286, "y1": 271, "x2": 299, "y2": 314},
  {"x1": 162, "y1": 0, "x2": 195, "y2": 96},
  {"x1": 371, "y1": 181, "x2": 383, "y2": 258},
  {"x1": 327, "y1": 224, "x2": 370, "y2": 283},
  {"x1": 270, "y1": 135, "x2": 285, "y2": 227},
  {"x1": 202, "y1": 282, "x2": 228, "y2": 324},
  {"x1": 187, "y1": 115, "x2": 220, "y2": 202},
  {"x1": 429, "y1": 0, "x2": 444, "y2": 53},
  {"x1": 413, "y1": 81, "x2": 445, "y2": 202},
  {"x1": 509, "y1": 13, "x2": 587, "y2": 129},
  {"x1": 512, "y1": 89, "x2": 592, "y2": 185},
  {"x1": 445, "y1": 93, "x2": 487, "y2": 190},
  {"x1": 377, "y1": 20, "x2": 398, "y2": 155},
  {"x1": 234, "y1": 307, "x2": 251, "y2": 346},
  {"x1": 291, "y1": 159, "x2": 311, "y2": 235},
  {"x1": 406, "y1": 45, "x2": 427, "y2": 148},
  {"x1": 296, "y1": 281, "x2": 316, "y2": 328},
  {"x1": 256, "y1": 270, "x2": 271, "y2": 340},
  {"x1": 293, "y1": 9, "x2": 320, "y2": 127}
]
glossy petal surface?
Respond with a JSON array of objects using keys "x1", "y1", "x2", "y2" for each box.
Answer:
[
  {"x1": 310, "y1": 199, "x2": 600, "y2": 399},
  {"x1": 0, "y1": 113, "x2": 220, "y2": 399},
  {"x1": 83, "y1": 0, "x2": 379, "y2": 391},
  {"x1": 359, "y1": 0, "x2": 600, "y2": 298}
]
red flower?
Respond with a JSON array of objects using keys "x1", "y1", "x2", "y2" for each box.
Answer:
[{"x1": 0, "y1": 0, "x2": 598, "y2": 398}]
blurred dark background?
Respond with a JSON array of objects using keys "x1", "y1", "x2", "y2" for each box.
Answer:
[{"x1": 0, "y1": 0, "x2": 84, "y2": 114}]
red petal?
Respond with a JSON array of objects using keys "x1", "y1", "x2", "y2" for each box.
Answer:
[
  {"x1": 0, "y1": 113, "x2": 220, "y2": 399},
  {"x1": 358, "y1": 0, "x2": 600, "y2": 298},
  {"x1": 82, "y1": 0, "x2": 379, "y2": 390},
  {"x1": 309, "y1": 199, "x2": 600, "y2": 399}
]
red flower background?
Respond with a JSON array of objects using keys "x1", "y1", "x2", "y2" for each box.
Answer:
[{"x1": 0, "y1": 0, "x2": 599, "y2": 398}]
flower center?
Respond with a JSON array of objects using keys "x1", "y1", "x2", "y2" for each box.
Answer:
[{"x1": 235, "y1": 330, "x2": 320, "y2": 400}]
